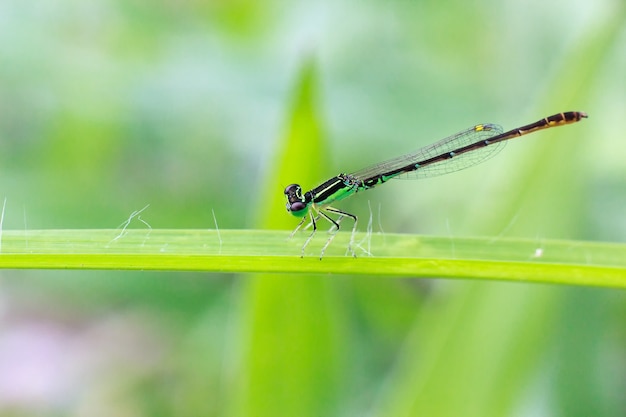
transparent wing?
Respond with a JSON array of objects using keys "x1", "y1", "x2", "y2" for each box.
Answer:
[{"x1": 350, "y1": 123, "x2": 505, "y2": 180}]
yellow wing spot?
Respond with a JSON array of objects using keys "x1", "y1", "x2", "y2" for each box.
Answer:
[{"x1": 474, "y1": 124, "x2": 485, "y2": 132}]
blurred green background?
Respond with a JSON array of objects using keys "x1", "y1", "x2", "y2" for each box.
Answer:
[{"x1": 1, "y1": 0, "x2": 625, "y2": 416}]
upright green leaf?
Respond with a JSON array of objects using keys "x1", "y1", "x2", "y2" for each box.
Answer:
[{"x1": 230, "y1": 58, "x2": 344, "y2": 417}]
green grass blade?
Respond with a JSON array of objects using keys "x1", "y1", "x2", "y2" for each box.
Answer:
[
  {"x1": 232, "y1": 58, "x2": 344, "y2": 417},
  {"x1": 0, "y1": 228, "x2": 624, "y2": 288}
]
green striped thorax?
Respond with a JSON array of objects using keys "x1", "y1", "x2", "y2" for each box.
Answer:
[{"x1": 285, "y1": 174, "x2": 363, "y2": 218}]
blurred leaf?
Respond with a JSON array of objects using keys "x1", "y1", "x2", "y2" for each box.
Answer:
[
  {"x1": 256, "y1": 57, "x2": 328, "y2": 230},
  {"x1": 231, "y1": 58, "x2": 344, "y2": 417}
]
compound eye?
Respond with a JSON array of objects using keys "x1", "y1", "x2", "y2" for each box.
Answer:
[
  {"x1": 284, "y1": 184, "x2": 301, "y2": 195},
  {"x1": 288, "y1": 201, "x2": 306, "y2": 213}
]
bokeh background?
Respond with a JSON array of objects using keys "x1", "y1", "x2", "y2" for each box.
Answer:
[{"x1": 1, "y1": 0, "x2": 625, "y2": 416}]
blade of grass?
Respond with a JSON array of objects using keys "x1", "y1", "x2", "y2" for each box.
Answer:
[
  {"x1": 0, "y1": 229, "x2": 623, "y2": 288},
  {"x1": 232, "y1": 58, "x2": 345, "y2": 417}
]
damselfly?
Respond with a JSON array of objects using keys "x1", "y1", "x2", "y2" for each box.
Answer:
[{"x1": 285, "y1": 111, "x2": 587, "y2": 257}]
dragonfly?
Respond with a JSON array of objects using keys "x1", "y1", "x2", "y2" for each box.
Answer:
[{"x1": 284, "y1": 111, "x2": 587, "y2": 258}]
